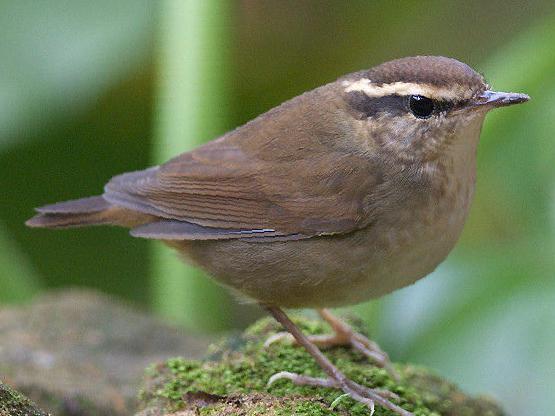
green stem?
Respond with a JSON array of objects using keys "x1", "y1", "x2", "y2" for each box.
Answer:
[
  {"x1": 0, "y1": 221, "x2": 41, "y2": 303},
  {"x1": 151, "y1": 0, "x2": 232, "y2": 331}
]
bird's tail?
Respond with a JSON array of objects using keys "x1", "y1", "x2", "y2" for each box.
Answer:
[{"x1": 26, "y1": 196, "x2": 117, "y2": 229}]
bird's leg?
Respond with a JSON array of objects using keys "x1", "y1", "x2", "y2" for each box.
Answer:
[
  {"x1": 264, "y1": 306, "x2": 412, "y2": 416},
  {"x1": 265, "y1": 308, "x2": 397, "y2": 379},
  {"x1": 316, "y1": 309, "x2": 397, "y2": 378}
]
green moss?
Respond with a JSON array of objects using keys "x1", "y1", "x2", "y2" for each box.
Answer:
[
  {"x1": 0, "y1": 381, "x2": 49, "y2": 416},
  {"x1": 138, "y1": 316, "x2": 505, "y2": 415}
]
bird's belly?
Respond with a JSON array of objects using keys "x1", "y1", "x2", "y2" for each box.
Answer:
[
  {"x1": 358, "y1": 208, "x2": 467, "y2": 301},
  {"x1": 179, "y1": 189, "x2": 471, "y2": 309}
]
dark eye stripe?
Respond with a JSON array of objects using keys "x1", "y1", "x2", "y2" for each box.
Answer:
[
  {"x1": 346, "y1": 91, "x2": 455, "y2": 119},
  {"x1": 346, "y1": 91, "x2": 406, "y2": 118}
]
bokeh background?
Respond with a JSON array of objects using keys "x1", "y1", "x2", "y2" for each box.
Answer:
[{"x1": 1, "y1": 1, "x2": 554, "y2": 414}]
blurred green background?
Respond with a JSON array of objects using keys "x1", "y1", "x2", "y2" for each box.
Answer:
[{"x1": 1, "y1": 1, "x2": 554, "y2": 414}]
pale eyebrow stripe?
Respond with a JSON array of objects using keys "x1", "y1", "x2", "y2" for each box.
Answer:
[{"x1": 342, "y1": 78, "x2": 471, "y2": 101}]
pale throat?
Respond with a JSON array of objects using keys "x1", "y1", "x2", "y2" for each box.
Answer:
[{"x1": 430, "y1": 114, "x2": 485, "y2": 218}]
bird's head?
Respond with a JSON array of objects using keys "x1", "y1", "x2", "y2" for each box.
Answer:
[{"x1": 339, "y1": 56, "x2": 529, "y2": 163}]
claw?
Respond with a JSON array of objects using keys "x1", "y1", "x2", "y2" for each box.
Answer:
[
  {"x1": 317, "y1": 309, "x2": 400, "y2": 381},
  {"x1": 350, "y1": 335, "x2": 400, "y2": 381},
  {"x1": 267, "y1": 371, "x2": 295, "y2": 387},
  {"x1": 264, "y1": 331, "x2": 293, "y2": 348},
  {"x1": 267, "y1": 371, "x2": 338, "y2": 388},
  {"x1": 267, "y1": 370, "x2": 411, "y2": 415}
]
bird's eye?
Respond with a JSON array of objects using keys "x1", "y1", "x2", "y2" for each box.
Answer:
[{"x1": 408, "y1": 95, "x2": 435, "y2": 119}]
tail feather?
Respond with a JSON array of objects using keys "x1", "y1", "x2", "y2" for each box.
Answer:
[
  {"x1": 26, "y1": 195, "x2": 155, "y2": 229},
  {"x1": 26, "y1": 196, "x2": 113, "y2": 229},
  {"x1": 35, "y1": 195, "x2": 111, "y2": 214}
]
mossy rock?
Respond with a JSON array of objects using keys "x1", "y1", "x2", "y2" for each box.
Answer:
[
  {"x1": 0, "y1": 381, "x2": 50, "y2": 416},
  {"x1": 136, "y1": 316, "x2": 505, "y2": 415},
  {"x1": 0, "y1": 289, "x2": 212, "y2": 416}
]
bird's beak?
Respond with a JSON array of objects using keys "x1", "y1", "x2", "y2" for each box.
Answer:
[{"x1": 473, "y1": 90, "x2": 530, "y2": 108}]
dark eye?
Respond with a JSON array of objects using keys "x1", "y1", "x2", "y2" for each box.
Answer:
[{"x1": 408, "y1": 95, "x2": 435, "y2": 119}]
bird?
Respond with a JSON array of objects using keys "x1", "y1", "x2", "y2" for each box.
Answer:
[{"x1": 27, "y1": 56, "x2": 529, "y2": 415}]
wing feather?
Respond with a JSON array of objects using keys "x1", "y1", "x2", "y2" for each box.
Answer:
[
  {"x1": 103, "y1": 138, "x2": 379, "y2": 239},
  {"x1": 103, "y1": 102, "x2": 381, "y2": 239}
]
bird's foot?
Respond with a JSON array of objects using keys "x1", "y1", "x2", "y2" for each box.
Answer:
[
  {"x1": 267, "y1": 371, "x2": 411, "y2": 415},
  {"x1": 264, "y1": 306, "x2": 412, "y2": 415},
  {"x1": 264, "y1": 309, "x2": 398, "y2": 380}
]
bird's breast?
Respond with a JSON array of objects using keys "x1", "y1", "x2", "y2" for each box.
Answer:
[{"x1": 351, "y1": 148, "x2": 478, "y2": 301}]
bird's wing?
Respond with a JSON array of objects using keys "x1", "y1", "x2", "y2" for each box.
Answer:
[{"x1": 103, "y1": 138, "x2": 380, "y2": 241}]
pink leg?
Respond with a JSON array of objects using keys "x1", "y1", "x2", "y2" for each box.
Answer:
[
  {"x1": 264, "y1": 305, "x2": 412, "y2": 416},
  {"x1": 265, "y1": 308, "x2": 398, "y2": 379}
]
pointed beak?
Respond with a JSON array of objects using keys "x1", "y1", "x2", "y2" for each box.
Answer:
[{"x1": 473, "y1": 90, "x2": 530, "y2": 108}]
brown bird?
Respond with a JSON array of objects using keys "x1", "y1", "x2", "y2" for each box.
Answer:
[{"x1": 27, "y1": 56, "x2": 529, "y2": 415}]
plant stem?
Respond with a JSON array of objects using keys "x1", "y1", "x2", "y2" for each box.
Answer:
[{"x1": 151, "y1": 0, "x2": 232, "y2": 331}]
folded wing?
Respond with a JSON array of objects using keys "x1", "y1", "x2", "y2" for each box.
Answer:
[{"x1": 103, "y1": 138, "x2": 379, "y2": 241}]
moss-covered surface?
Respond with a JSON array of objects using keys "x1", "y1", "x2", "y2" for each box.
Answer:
[
  {"x1": 0, "y1": 381, "x2": 50, "y2": 416},
  {"x1": 137, "y1": 316, "x2": 505, "y2": 416},
  {"x1": 0, "y1": 289, "x2": 212, "y2": 416}
]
